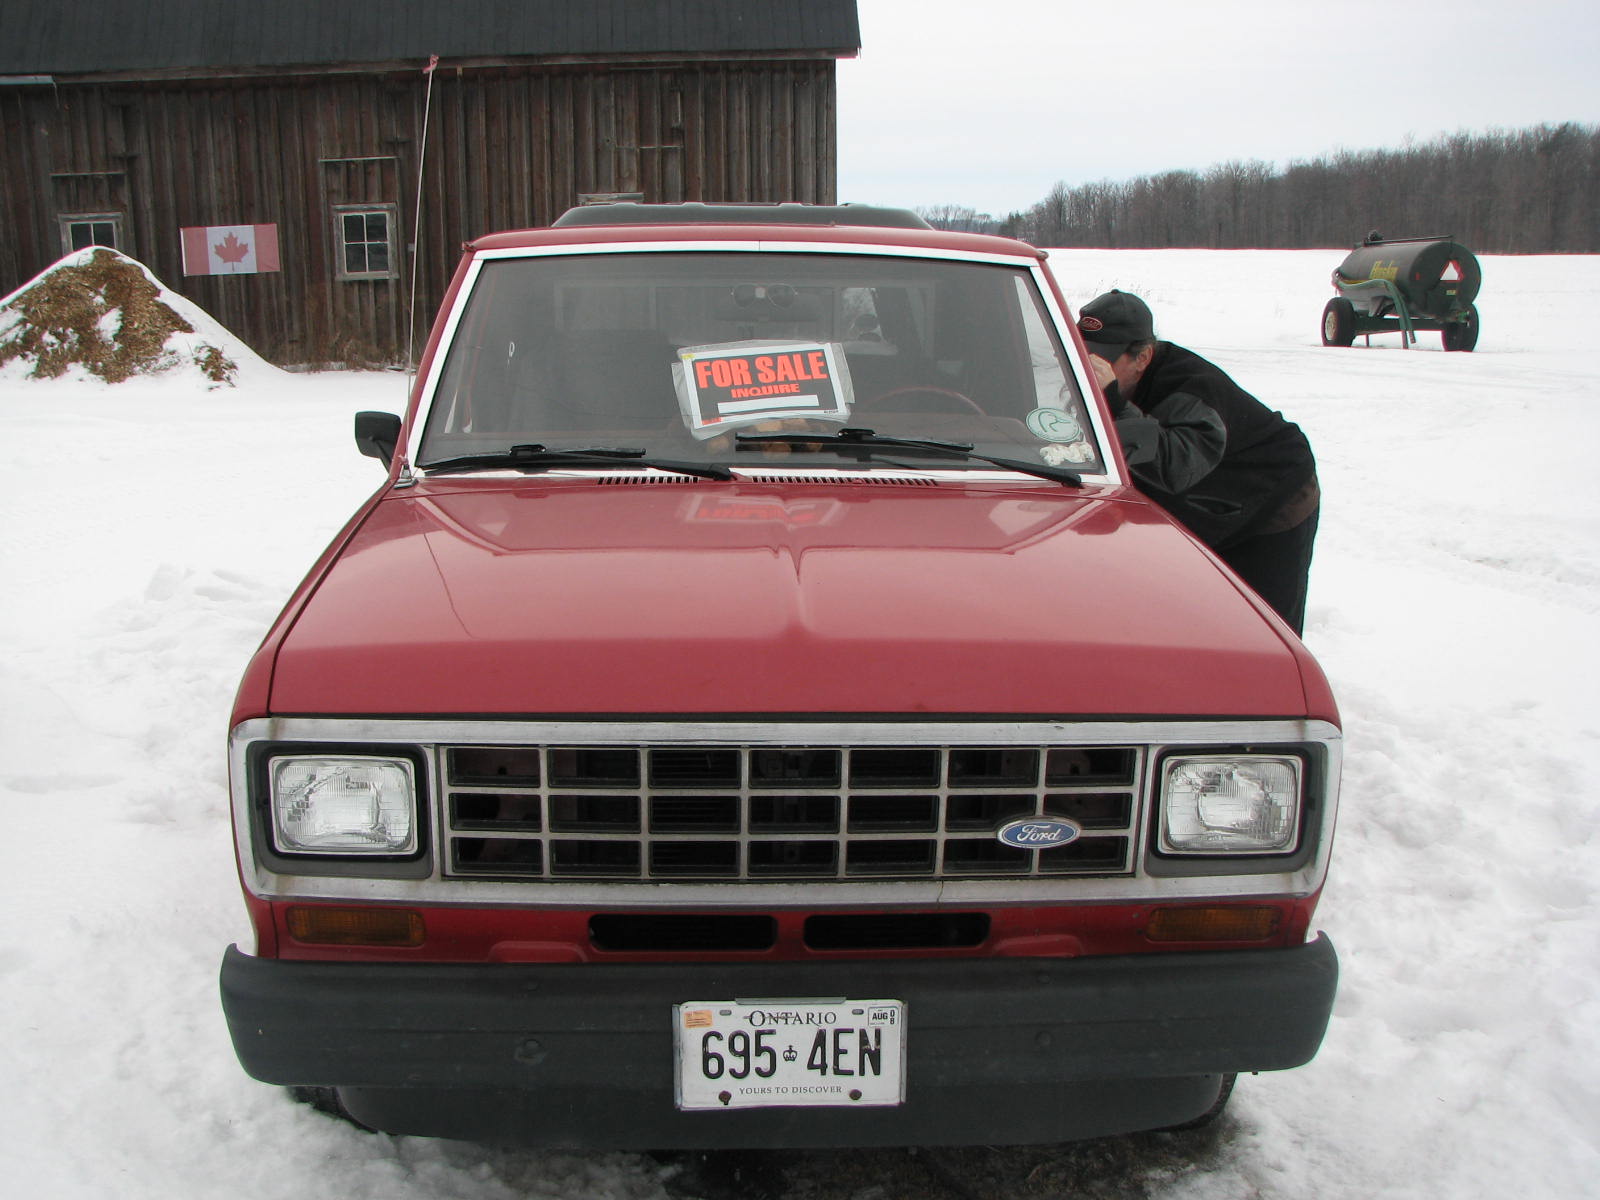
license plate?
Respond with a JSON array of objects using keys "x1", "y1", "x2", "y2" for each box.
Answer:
[{"x1": 674, "y1": 998, "x2": 906, "y2": 1110}]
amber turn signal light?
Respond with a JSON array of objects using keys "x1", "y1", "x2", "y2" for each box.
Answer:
[
  {"x1": 286, "y1": 905, "x2": 425, "y2": 947},
  {"x1": 1144, "y1": 905, "x2": 1280, "y2": 943}
]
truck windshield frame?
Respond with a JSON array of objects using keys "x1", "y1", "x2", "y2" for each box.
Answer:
[{"x1": 415, "y1": 249, "x2": 1109, "y2": 480}]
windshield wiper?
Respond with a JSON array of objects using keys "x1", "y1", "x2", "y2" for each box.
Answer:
[
  {"x1": 734, "y1": 427, "x2": 1082, "y2": 486},
  {"x1": 423, "y1": 444, "x2": 732, "y2": 481}
]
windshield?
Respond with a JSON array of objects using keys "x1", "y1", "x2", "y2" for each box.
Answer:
[{"x1": 418, "y1": 251, "x2": 1104, "y2": 476}]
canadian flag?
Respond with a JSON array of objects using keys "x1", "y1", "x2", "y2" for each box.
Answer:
[{"x1": 180, "y1": 224, "x2": 281, "y2": 276}]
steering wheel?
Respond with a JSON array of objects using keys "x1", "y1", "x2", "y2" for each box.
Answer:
[{"x1": 857, "y1": 386, "x2": 985, "y2": 415}]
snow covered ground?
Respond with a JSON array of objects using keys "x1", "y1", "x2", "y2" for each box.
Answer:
[{"x1": 1, "y1": 249, "x2": 1596, "y2": 1198}]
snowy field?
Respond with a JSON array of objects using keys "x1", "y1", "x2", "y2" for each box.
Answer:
[{"x1": 1, "y1": 249, "x2": 1597, "y2": 1199}]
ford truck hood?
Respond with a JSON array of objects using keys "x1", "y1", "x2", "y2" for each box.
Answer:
[{"x1": 265, "y1": 479, "x2": 1321, "y2": 716}]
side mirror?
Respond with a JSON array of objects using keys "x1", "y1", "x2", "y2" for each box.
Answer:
[{"x1": 354, "y1": 411, "x2": 403, "y2": 465}]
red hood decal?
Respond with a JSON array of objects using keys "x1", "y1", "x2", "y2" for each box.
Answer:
[{"x1": 267, "y1": 479, "x2": 1314, "y2": 716}]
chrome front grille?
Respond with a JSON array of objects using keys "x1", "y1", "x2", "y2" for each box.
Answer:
[{"x1": 441, "y1": 743, "x2": 1142, "y2": 882}]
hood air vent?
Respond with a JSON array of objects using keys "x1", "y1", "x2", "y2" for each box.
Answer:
[
  {"x1": 739, "y1": 474, "x2": 941, "y2": 487},
  {"x1": 594, "y1": 474, "x2": 701, "y2": 486}
]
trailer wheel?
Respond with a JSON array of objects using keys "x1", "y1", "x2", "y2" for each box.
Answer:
[
  {"x1": 1321, "y1": 298, "x2": 1357, "y2": 347},
  {"x1": 1442, "y1": 305, "x2": 1479, "y2": 352}
]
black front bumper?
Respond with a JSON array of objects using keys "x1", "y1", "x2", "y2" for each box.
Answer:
[{"x1": 220, "y1": 936, "x2": 1336, "y2": 1148}]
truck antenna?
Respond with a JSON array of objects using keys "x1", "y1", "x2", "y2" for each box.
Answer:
[{"x1": 406, "y1": 54, "x2": 440, "y2": 385}]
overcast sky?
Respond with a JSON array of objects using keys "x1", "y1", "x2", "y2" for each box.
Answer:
[{"x1": 835, "y1": 0, "x2": 1600, "y2": 216}]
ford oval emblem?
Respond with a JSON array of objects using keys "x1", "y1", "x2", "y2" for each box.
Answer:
[{"x1": 996, "y1": 817, "x2": 1083, "y2": 850}]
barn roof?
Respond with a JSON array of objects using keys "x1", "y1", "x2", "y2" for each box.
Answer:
[{"x1": 0, "y1": 0, "x2": 861, "y2": 78}]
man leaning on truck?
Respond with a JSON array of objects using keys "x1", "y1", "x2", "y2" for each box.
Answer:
[{"x1": 1080, "y1": 289, "x2": 1320, "y2": 635}]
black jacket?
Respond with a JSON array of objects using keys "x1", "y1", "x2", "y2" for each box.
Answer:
[{"x1": 1109, "y1": 343, "x2": 1316, "y2": 549}]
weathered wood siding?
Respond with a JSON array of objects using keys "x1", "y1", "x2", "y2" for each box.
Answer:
[{"x1": 0, "y1": 59, "x2": 839, "y2": 364}]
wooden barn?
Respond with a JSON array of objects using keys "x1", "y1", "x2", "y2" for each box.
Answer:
[{"x1": 0, "y1": 0, "x2": 861, "y2": 365}]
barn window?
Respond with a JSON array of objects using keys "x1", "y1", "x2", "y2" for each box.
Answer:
[
  {"x1": 334, "y1": 204, "x2": 398, "y2": 280},
  {"x1": 60, "y1": 213, "x2": 124, "y2": 255}
]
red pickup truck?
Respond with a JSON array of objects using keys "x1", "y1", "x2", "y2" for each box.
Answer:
[{"x1": 221, "y1": 203, "x2": 1339, "y2": 1149}]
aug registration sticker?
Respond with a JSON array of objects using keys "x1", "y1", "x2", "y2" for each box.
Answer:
[
  {"x1": 673, "y1": 999, "x2": 906, "y2": 1110},
  {"x1": 675, "y1": 340, "x2": 853, "y2": 438}
]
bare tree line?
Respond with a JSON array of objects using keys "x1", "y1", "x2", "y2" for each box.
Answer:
[{"x1": 918, "y1": 123, "x2": 1599, "y2": 253}]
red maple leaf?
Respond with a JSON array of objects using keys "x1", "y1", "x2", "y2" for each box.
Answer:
[{"x1": 213, "y1": 232, "x2": 251, "y2": 263}]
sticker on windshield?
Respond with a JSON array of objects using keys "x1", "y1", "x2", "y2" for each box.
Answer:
[
  {"x1": 675, "y1": 341, "x2": 853, "y2": 440},
  {"x1": 1026, "y1": 407, "x2": 1084, "y2": 443}
]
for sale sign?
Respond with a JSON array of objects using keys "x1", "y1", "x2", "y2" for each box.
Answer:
[
  {"x1": 675, "y1": 340, "x2": 853, "y2": 439},
  {"x1": 180, "y1": 224, "x2": 281, "y2": 276}
]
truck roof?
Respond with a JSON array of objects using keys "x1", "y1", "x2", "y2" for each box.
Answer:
[
  {"x1": 552, "y1": 202, "x2": 933, "y2": 229},
  {"x1": 469, "y1": 205, "x2": 1045, "y2": 259}
]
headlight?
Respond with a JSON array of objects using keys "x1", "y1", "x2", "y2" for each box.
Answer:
[
  {"x1": 1158, "y1": 755, "x2": 1302, "y2": 855},
  {"x1": 269, "y1": 755, "x2": 418, "y2": 855}
]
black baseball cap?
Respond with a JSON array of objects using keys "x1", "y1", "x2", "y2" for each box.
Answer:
[{"x1": 1077, "y1": 289, "x2": 1155, "y2": 360}]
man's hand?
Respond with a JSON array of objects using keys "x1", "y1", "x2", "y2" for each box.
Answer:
[{"x1": 1087, "y1": 353, "x2": 1116, "y2": 390}]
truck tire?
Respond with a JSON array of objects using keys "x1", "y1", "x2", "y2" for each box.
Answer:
[
  {"x1": 287, "y1": 1086, "x2": 376, "y2": 1132},
  {"x1": 1442, "y1": 305, "x2": 1479, "y2": 352},
  {"x1": 1161, "y1": 1073, "x2": 1237, "y2": 1131},
  {"x1": 1321, "y1": 298, "x2": 1358, "y2": 347}
]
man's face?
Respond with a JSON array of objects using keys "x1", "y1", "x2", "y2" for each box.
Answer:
[{"x1": 1100, "y1": 344, "x2": 1154, "y2": 395}]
